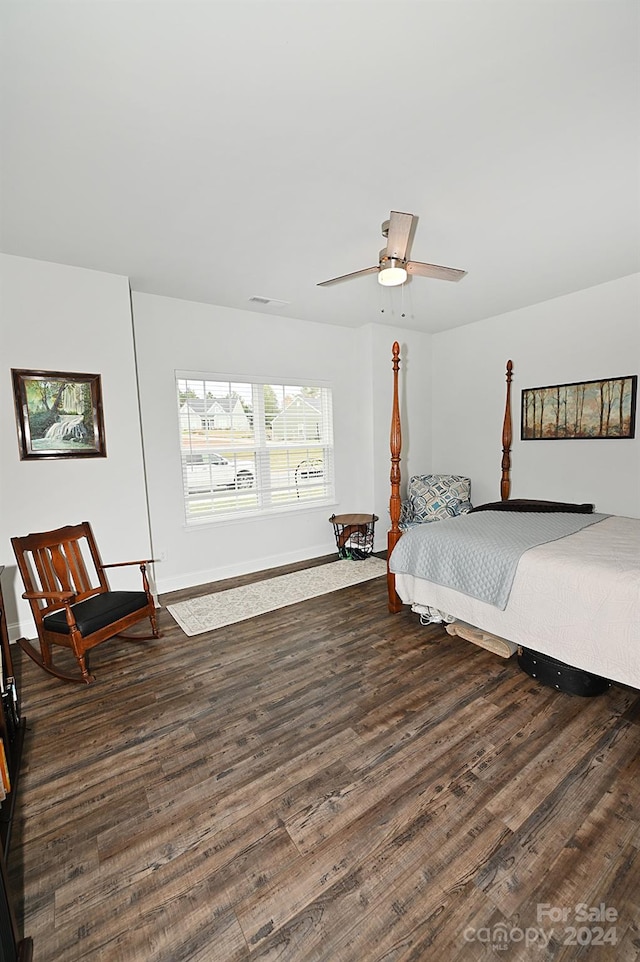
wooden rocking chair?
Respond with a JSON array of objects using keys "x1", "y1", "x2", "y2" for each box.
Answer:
[{"x1": 11, "y1": 522, "x2": 160, "y2": 684}]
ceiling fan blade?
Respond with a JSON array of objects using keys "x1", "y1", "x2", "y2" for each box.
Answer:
[
  {"x1": 385, "y1": 211, "x2": 414, "y2": 260},
  {"x1": 317, "y1": 266, "x2": 379, "y2": 287},
  {"x1": 406, "y1": 261, "x2": 467, "y2": 282}
]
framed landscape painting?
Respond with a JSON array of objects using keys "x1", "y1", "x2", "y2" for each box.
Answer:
[
  {"x1": 12, "y1": 369, "x2": 107, "y2": 460},
  {"x1": 521, "y1": 374, "x2": 637, "y2": 440}
]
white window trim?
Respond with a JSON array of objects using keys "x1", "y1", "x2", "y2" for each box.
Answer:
[{"x1": 176, "y1": 370, "x2": 335, "y2": 525}]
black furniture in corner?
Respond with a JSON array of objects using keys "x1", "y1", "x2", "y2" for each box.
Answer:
[{"x1": 0, "y1": 567, "x2": 32, "y2": 961}]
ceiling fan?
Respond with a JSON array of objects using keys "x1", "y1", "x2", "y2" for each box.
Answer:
[{"x1": 318, "y1": 211, "x2": 467, "y2": 288}]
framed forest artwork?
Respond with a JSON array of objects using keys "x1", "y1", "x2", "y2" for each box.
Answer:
[
  {"x1": 12, "y1": 369, "x2": 107, "y2": 460},
  {"x1": 521, "y1": 374, "x2": 637, "y2": 440}
]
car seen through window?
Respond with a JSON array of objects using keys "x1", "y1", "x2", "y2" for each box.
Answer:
[{"x1": 184, "y1": 452, "x2": 255, "y2": 493}]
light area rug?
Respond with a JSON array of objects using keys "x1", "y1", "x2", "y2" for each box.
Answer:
[{"x1": 166, "y1": 557, "x2": 387, "y2": 636}]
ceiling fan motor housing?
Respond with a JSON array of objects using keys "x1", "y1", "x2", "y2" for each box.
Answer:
[{"x1": 379, "y1": 251, "x2": 406, "y2": 269}]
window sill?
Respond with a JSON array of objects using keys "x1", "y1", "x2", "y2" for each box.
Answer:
[{"x1": 183, "y1": 498, "x2": 338, "y2": 530}]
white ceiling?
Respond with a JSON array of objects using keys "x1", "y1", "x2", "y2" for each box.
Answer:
[{"x1": 1, "y1": 1, "x2": 639, "y2": 334}]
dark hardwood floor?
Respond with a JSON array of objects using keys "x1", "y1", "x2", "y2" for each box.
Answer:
[{"x1": 7, "y1": 557, "x2": 640, "y2": 961}]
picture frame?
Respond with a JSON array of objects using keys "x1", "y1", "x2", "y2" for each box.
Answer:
[
  {"x1": 521, "y1": 374, "x2": 637, "y2": 440},
  {"x1": 11, "y1": 369, "x2": 107, "y2": 460}
]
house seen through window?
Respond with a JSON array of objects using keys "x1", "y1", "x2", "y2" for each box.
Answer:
[{"x1": 176, "y1": 374, "x2": 335, "y2": 523}]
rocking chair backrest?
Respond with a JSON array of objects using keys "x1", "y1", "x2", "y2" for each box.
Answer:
[{"x1": 12, "y1": 522, "x2": 109, "y2": 624}]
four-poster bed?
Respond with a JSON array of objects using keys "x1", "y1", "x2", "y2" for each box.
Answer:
[{"x1": 385, "y1": 342, "x2": 640, "y2": 692}]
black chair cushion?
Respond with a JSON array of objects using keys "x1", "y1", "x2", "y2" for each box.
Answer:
[{"x1": 44, "y1": 591, "x2": 149, "y2": 636}]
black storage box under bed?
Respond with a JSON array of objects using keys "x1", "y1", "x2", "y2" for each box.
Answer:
[{"x1": 518, "y1": 647, "x2": 610, "y2": 697}]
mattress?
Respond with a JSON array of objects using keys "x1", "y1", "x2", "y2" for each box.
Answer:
[{"x1": 393, "y1": 515, "x2": 640, "y2": 690}]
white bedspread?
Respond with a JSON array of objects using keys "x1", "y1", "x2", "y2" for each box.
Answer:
[{"x1": 393, "y1": 515, "x2": 640, "y2": 690}]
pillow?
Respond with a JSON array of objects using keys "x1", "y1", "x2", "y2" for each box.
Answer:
[
  {"x1": 407, "y1": 474, "x2": 472, "y2": 524},
  {"x1": 470, "y1": 498, "x2": 594, "y2": 514}
]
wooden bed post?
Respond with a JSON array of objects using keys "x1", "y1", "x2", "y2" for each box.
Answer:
[
  {"x1": 387, "y1": 341, "x2": 403, "y2": 612},
  {"x1": 501, "y1": 360, "x2": 513, "y2": 502},
  {"x1": 387, "y1": 350, "x2": 514, "y2": 611}
]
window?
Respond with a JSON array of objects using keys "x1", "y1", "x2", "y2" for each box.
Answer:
[{"x1": 177, "y1": 374, "x2": 335, "y2": 524}]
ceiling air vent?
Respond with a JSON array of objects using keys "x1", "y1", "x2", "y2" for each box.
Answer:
[{"x1": 249, "y1": 296, "x2": 290, "y2": 308}]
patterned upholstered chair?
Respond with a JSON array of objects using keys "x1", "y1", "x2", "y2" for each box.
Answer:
[{"x1": 399, "y1": 474, "x2": 472, "y2": 530}]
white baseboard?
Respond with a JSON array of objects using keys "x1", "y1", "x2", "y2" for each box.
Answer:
[
  {"x1": 7, "y1": 617, "x2": 35, "y2": 645},
  {"x1": 154, "y1": 541, "x2": 339, "y2": 596}
]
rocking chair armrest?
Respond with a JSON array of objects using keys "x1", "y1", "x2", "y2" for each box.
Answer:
[
  {"x1": 100, "y1": 559, "x2": 155, "y2": 569},
  {"x1": 100, "y1": 559, "x2": 155, "y2": 598},
  {"x1": 22, "y1": 589, "x2": 76, "y2": 602}
]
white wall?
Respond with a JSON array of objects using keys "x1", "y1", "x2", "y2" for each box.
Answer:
[
  {"x1": 431, "y1": 274, "x2": 640, "y2": 516},
  {"x1": 6, "y1": 254, "x2": 631, "y2": 618},
  {"x1": 0, "y1": 253, "x2": 436, "y2": 621},
  {"x1": 0, "y1": 255, "x2": 153, "y2": 639},
  {"x1": 132, "y1": 293, "x2": 433, "y2": 592}
]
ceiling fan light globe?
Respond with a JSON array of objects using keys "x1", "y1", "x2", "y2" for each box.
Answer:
[{"x1": 378, "y1": 266, "x2": 407, "y2": 287}]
